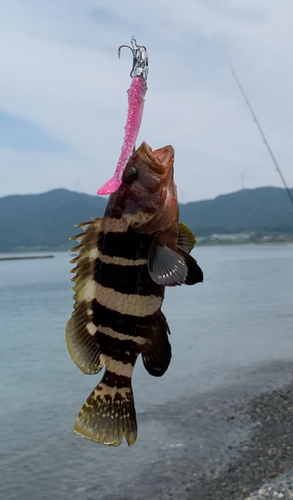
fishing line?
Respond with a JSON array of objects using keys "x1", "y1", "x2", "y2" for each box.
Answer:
[{"x1": 229, "y1": 63, "x2": 293, "y2": 208}]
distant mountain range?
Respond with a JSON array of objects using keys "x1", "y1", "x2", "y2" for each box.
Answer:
[
  {"x1": 180, "y1": 187, "x2": 293, "y2": 237},
  {"x1": 0, "y1": 189, "x2": 106, "y2": 252},
  {"x1": 0, "y1": 187, "x2": 292, "y2": 251}
]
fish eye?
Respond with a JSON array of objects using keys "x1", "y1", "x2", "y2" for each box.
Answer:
[{"x1": 124, "y1": 166, "x2": 138, "y2": 184}]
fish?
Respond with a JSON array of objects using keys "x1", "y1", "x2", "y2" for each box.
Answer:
[{"x1": 66, "y1": 141, "x2": 203, "y2": 447}]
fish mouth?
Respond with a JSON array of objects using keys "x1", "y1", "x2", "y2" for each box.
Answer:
[{"x1": 139, "y1": 142, "x2": 174, "y2": 175}]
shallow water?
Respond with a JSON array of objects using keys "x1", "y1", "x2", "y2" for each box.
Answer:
[{"x1": 0, "y1": 245, "x2": 292, "y2": 499}]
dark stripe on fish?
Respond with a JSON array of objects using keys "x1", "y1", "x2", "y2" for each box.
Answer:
[
  {"x1": 93, "y1": 299, "x2": 140, "y2": 335},
  {"x1": 103, "y1": 371, "x2": 132, "y2": 389},
  {"x1": 95, "y1": 259, "x2": 163, "y2": 297},
  {"x1": 92, "y1": 299, "x2": 162, "y2": 338},
  {"x1": 97, "y1": 332, "x2": 139, "y2": 363},
  {"x1": 98, "y1": 231, "x2": 153, "y2": 260}
]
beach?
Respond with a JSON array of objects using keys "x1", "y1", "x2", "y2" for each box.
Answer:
[{"x1": 98, "y1": 361, "x2": 293, "y2": 500}]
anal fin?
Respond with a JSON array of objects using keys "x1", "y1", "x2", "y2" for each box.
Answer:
[{"x1": 140, "y1": 312, "x2": 171, "y2": 377}]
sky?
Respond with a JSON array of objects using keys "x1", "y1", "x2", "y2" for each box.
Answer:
[{"x1": 0, "y1": 1, "x2": 293, "y2": 203}]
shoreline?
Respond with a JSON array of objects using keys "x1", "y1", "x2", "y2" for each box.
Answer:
[
  {"x1": 189, "y1": 381, "x2": 293, "y2": 499},
  {"x1": 1, "y1": 241, "x2": 293, "y2": 254}
]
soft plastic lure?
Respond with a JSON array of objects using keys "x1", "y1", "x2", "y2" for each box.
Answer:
[{"x1": 97, "y1": 37, "x2": 148, "y2": 195}]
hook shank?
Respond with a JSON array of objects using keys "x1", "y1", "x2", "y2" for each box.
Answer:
[{"x1": 118, "y1": 36, "x2": 148, "y2": 80}]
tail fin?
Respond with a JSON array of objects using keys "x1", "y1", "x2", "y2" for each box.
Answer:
[{"x1": 74, "y1": 371, "x2": 137, "y2": 447}]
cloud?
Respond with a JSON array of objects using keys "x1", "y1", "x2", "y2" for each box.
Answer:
[
  {"x1": 0, "y1": 111, "x2": 65, "y2": 152},
  {"x1": 0, "y1": 148, "x2": 97, "y2": 196},
  {"x1": 0, "y1": 0, "x2": 292, "y2": 202}
]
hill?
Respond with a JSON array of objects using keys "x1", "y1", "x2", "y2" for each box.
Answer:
[
  {"x1": 0, "y1": 187, "x2": 292, "y2": 251},
  {"x1": 180, "y1": 187, "x2": 293, "y2": 236},
  {"x1": 0, "y1": 189, "x2": 107, "y2": 251}
]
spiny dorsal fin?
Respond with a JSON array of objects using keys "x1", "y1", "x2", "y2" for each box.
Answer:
[{"x1": 66, "y1": 218, "x2": 105, "y2": 374}]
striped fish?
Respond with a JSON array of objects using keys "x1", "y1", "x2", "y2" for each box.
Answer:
[{"x1": 66, "y1": 142, "x2": 203, "y2": 446}]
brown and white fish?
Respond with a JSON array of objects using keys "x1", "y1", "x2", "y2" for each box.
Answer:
[{"x1": 66, "y1": 141, "x2": 203, "y2": 447}]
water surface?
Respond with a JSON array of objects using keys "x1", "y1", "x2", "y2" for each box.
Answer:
[{"x1": 0, "y1": 245, "x2": 292, "y2": 499}]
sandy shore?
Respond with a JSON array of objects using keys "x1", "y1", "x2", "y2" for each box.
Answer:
[
  {"x1": 188, "y1": 380, "x2": 293, "y2": 500},
  {"x1": 99, "y1": 361, "x2": 293, "y2": 500}
]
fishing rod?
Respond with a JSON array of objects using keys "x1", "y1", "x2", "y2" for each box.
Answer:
[{"x1": 229, "y1": 63, "x2": 293, "y2": 208}]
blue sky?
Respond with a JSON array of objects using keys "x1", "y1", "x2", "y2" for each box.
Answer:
[{"x1": 0, "y1": 0, "x2": 292, "y2": 202}]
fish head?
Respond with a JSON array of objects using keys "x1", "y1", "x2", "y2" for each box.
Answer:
[{"x1": 105, "y1": 142, "x2": 178, "y2": 233}]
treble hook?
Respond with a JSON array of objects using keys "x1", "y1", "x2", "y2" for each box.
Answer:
[{"x1": 118, "y1": 36, "x2": 148, "y2": 80}]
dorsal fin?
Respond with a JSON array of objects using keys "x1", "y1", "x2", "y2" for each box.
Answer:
[{"x1": 66, "y1": 218, "x2": 105, "y2": 374}]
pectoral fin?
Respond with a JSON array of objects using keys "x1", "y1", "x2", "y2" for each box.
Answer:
[
  {"x1": 177, "y1": 247, "x2": 204, "y2": 285},
  {"x1": 177, "y1": 222, "x2": 196, "y2": 253},
  {"x1": 148, "y1": 241, "x2": 188, "y2": 286}
]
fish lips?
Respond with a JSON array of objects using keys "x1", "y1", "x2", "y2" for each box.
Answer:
[{"x1": 135, "y1": 142, "x2": 174, "y2": 178}]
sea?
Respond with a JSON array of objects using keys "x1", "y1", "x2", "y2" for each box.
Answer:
[{"x1": 0, "y1": 244, "x2": 293, "y2": 500}]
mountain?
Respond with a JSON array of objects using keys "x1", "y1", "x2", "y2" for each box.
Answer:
[
  {"x1": 0, "y1": 187, "x2": 292, "y2": 251},
  {"x1": 0, "y1": 189, "x2": 107, "y2": 251},
  {"x1": 180, "y1": 187, "x2": 293, "y2": 236}
]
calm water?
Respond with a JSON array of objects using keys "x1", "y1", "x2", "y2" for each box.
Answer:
[{"x1": 0, "y1": 245, "x2": 293, "y2": 499}]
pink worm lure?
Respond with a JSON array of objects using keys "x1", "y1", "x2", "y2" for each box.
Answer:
[{"x1": 97, "y1": 37, "x2": 148, "y2": 195}]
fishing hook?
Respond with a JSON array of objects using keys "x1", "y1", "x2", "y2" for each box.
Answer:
[{"x1": 118, "y1": 36, "x2": 149, "y2": 80}]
